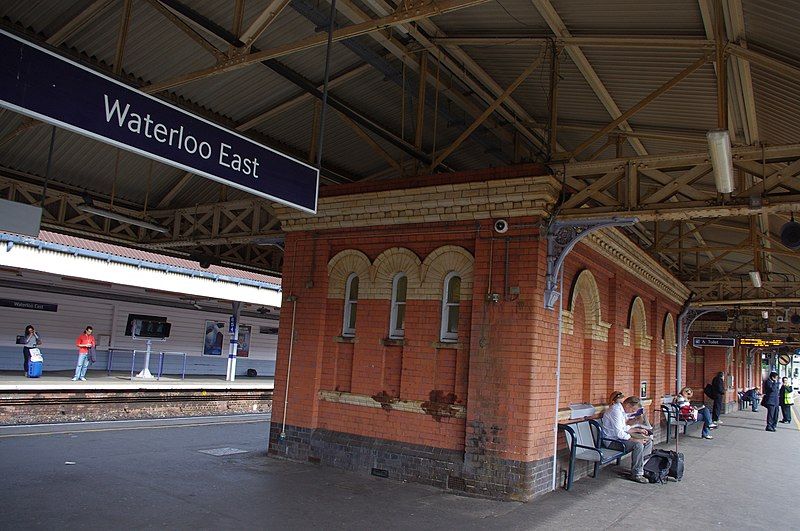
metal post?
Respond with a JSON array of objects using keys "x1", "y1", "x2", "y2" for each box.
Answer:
[
  {"x1": 226, "y1": 301, "x2": 242, "y2": 381},
  {"x1": 551, "y1": 267, "x2": 565, "y2": 491},
  {"x1": 157, "y1": 352, "x2": 164, "y2": 380},
  {"x1": 135, "y1": 339, "x2": 155, "y2": 379}
]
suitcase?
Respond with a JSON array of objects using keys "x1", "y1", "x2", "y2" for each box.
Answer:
[
  {"x1": 27, "y1": 360, "x2": 43, "y2": 378},
  {"x1": 651, "y1": 449, "x2": 684, "y2": 481}
]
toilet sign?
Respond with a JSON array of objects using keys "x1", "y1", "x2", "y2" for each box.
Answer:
[
  {"x1": 692, "y1": 337, "x2": 736, "y2": 348},
  {"x1": 0, "y1": 29, "x2": 318, "y2": 213}
]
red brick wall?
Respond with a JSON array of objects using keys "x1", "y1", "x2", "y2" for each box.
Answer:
[{"x1": 272, "y1": 212, "x2": 685, "y2": 469}]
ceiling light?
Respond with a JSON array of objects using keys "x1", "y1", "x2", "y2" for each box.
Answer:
[
  {"x1": 78, "y1": 204, "x2": 169, "y2": 234},
  {"x1": 707, "y1": 130, "x2": 735, "y2": 194},
  {"x1": 762, "y1": 310, "x2": 770, "y2": 320},
  {"x1": 749, "y1": 271, "x2": 762, "y2": 288}
]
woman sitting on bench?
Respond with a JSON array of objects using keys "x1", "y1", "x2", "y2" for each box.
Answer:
[{"x1": 676, "y1": 386, "x2": 717, "y2": 440}]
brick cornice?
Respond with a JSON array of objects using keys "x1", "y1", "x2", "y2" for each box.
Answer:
[
  {"x1": 583, "y1": 228, "x2": 690, "y2": 306},
  {"x1": 275, "y1": 175, "x2": 560, "y2": 231}
]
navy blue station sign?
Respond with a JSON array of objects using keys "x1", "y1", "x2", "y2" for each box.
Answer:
[
  {"x1": 0, "y1": 30, "x2": 318, "y2": 213},
  {"x1": 692, "y1": 337, "x2": 736, "y2": 348}
]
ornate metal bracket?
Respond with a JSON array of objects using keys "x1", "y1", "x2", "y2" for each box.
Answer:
[
  {"x1": 678, "y1": 307, "x2": 728, "y2": 348},
  {"x1": 543, "y1": 217, "x2": 638, "y2": 309}
]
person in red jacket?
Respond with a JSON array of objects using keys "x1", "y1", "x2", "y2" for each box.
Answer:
[{"x1": 72, "y1": 326, "x2": 96, "y2": 381}]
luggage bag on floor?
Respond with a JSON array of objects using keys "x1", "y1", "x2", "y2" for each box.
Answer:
[
  {"x1": 27, "y1": 360, "x2": 42, "y2": 378},
  {"x1": 27, "y1": 350, "x2": 43, "y2": 378},
  {"x1": 651, "y1": 449, "x2": 685, "y2": 481},
  {"x1": 643, "y1": 452, "x2": 672, "y2": 484}
]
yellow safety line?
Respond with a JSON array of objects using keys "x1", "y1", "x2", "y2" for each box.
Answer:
[{"x1": 0, "y1": 419, "x2": 265, "y2": 439}]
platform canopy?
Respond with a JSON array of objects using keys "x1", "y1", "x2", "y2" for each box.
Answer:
[{"x1": 0, "y1": 0, "x2": 799, "y2": 321}]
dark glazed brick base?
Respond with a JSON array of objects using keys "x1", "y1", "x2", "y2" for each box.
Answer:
[
  {"x1": 268, "y1": 423, "x2": 554, "y2": 500},
  {"x1": 268, "y1": 423, "x2": 463, "y2": 489}
]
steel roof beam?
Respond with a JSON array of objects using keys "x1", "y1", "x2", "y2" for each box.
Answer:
[
  {"x1": 159, "y1": 0, "x2": 461, "y2": 172},
  {"x1": 145, "y1": 0, "x2": 492, "y2": 94},
  {"x1": 289, "y1": 0, "x2": 510, "y2": 166},
  {"x1": 532, "y1": 0, "x2": 648, "y2": 157},
  {"x1": 433, "y1": 36, "x2": 716, "y2": 49}
]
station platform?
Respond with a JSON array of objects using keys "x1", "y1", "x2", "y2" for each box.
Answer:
[{"x1": 0, "y1": 406, "x2": 797, "y2": 529}]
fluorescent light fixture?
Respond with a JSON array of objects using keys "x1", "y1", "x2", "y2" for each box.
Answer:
[
  {"x1": 762, "y1": 310, "x2": 770, "y2": 320},
  {"x1": 707, "y1": 129, "x2": 735, "y2": 194},
  {"x1": 78, "y1": 204, "x2": 169, "y2": 234},
  {"x1": 749, "y1": 271, "x2": 762, "y2": 288}
]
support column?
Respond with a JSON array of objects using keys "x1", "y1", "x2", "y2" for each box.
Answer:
[{"x1": 226, "y1": 301, "x2": 242, "y2": 381}]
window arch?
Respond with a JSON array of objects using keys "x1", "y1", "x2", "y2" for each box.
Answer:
[
  {"x1": 440, "y1": 272, "x2": 461, "y2": 342},
  {"x1": 342, "y1": 273, "x2": 359, "y2": 336},
  {"x1": 389, "y1": 273, "x2": 407, "y2": 339}
]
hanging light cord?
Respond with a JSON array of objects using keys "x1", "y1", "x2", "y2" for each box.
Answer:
[{"x1": 315, "y1": 0, "x2": 338, "y2": 171}]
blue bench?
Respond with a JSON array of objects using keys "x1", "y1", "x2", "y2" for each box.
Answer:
[{"x1": 559, "y1": 419, "x2": 632, "y2": 490}]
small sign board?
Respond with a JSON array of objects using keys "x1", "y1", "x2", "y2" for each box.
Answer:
[
  {"x1": 692, "y1": 337, "x2": 736, "y2": 348},
  {"x1": 0, "y1": 30, "x2": 318, "y2": 213},
  {"x1": 779, "y1": 353, "x2": 792, "y2": 366},
  {"x1": 0, "y1": 298, "x2": 57, "y2": 312},
  {"x1": 229, "y1": 315, "x2": 237, "y2": 334}
]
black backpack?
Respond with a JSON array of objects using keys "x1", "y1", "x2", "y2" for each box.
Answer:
[
  {"x1": 643, "y1": 453, "x2": 672, "y2": 484},
  {"x1": 704, "y1": 383, "x2": 715, "y2": 399},
  {"x1": 651, "y1": 449, "x2": 684, "y2": 481}
]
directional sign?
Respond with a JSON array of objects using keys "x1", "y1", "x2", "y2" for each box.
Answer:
[
  {"x1": 692, "y1": 337, "x2": 736, "y2": 348},
  {"x1": 0, "y1": 30, "x2": 318, "y2": 213}
]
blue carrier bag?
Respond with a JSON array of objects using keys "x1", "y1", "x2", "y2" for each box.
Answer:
[{"x1": 27, "y1": 349, "x2": 43, "y2": 378}]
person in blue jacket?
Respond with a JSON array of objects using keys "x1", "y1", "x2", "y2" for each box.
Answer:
[{"x1": 762, "y1": 372, "x2": 781, "y2": 431}]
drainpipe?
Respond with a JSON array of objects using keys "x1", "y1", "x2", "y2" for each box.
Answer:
[
  {"x1": 279, "y1": 295, "x2": 298, "y2": 441},
  {"x1": 551, "y1": 267, "x2": 564, "y2": 492},
  {"x1": 676, "y1": 296, "x2": 693, "y2": 395}
]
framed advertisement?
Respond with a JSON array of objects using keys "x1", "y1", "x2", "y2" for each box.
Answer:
[
  {"x1": 237, "y1": 325, "x2": 251, "y2": 358},
  {"x1": 203, "y1": 321, "x2": 225, "y2": 355}
]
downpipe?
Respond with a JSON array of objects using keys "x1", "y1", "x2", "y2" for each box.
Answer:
[
  {"x1": 279, "y1": 295, "x2": 298, "y2": 441},
  {"x1": 551, "y1": 268, "x2": 564, "y2": 492}
]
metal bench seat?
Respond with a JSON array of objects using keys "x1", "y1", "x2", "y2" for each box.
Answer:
[{"x1": 559, "y1": 419, "x2": 631, "y2": 490}]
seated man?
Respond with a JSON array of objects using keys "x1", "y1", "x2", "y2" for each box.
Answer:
[
  {"x1": 601, "y1": 395, "x2": 653, "y2": 483},
  {"x1": 746, "y1": 386, "x2": 761, "y2": 412}
]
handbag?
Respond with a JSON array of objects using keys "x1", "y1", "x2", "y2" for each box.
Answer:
[
  {"x1": 88, "y1": 346, "x2": 96, "y2": 364},
  {"x1": 679, "y1": 404, "x2": 698, "y2": 421}
]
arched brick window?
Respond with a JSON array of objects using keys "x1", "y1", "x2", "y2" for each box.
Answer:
[
  {"x1": 342, "y1": 273, "x2": 359, "y2": 337},
  {"x1": 440, "y1": 272, "x2": 461, "y2": 342},
  {"x1": 389, "y1": 273, "x2": 407, "y2": 339}
]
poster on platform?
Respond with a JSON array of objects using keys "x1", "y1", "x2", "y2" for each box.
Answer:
[
  {"x1": 203, "y1": 321, "x2": 225, "y2": 355},
  {"x1": 237, "y1": 325, "x2": 251, "y2": 358}
]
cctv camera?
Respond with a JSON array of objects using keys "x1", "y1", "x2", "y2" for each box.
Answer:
[{"x1": 494, "y1": 219, "x2": 509, "y2": 234}]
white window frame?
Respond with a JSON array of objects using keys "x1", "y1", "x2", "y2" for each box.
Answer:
[
  {"x1": 440, "y1": 272, "x2": 461, "y2": 342},
  {"x1": 342, "y1": 273, "x2": 358, "y2": 337},
  {"x1": 389, "y1": 273, "x2": 407, "y2": 339}
]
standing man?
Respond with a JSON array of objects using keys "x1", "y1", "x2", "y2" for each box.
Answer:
[
  {"x1": 601, "y1": 396, "x2": 653, "y2": 483},
  {"x1": 779, "y1": 377, "x2": 794, "y2": 424},
  {"x1": 763, "y1": 371, "x2": 781, "y2": 431},
  {"x1": 711, "y1": 371, "x2": 726, "y2": 423},
  {"x1": 72, "y1": 326, "x2": 96, "y2": 381}
]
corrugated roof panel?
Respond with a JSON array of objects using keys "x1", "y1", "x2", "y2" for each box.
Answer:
[
  {"x1": 742, "y1": 0, "x2": 800, "y2": 60},
  {"x1": 579, "y1": 48, "x2": 718, "y2": 133},
  {"x1": 552, "y1": 0, "x2": 704, "y2": 34},
  {"x1": 432, "y1": 0, "x2": 549, "y2": 33},
  {"x1": 751, "y1": 65, "x2": 800, "y2": 146}
]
